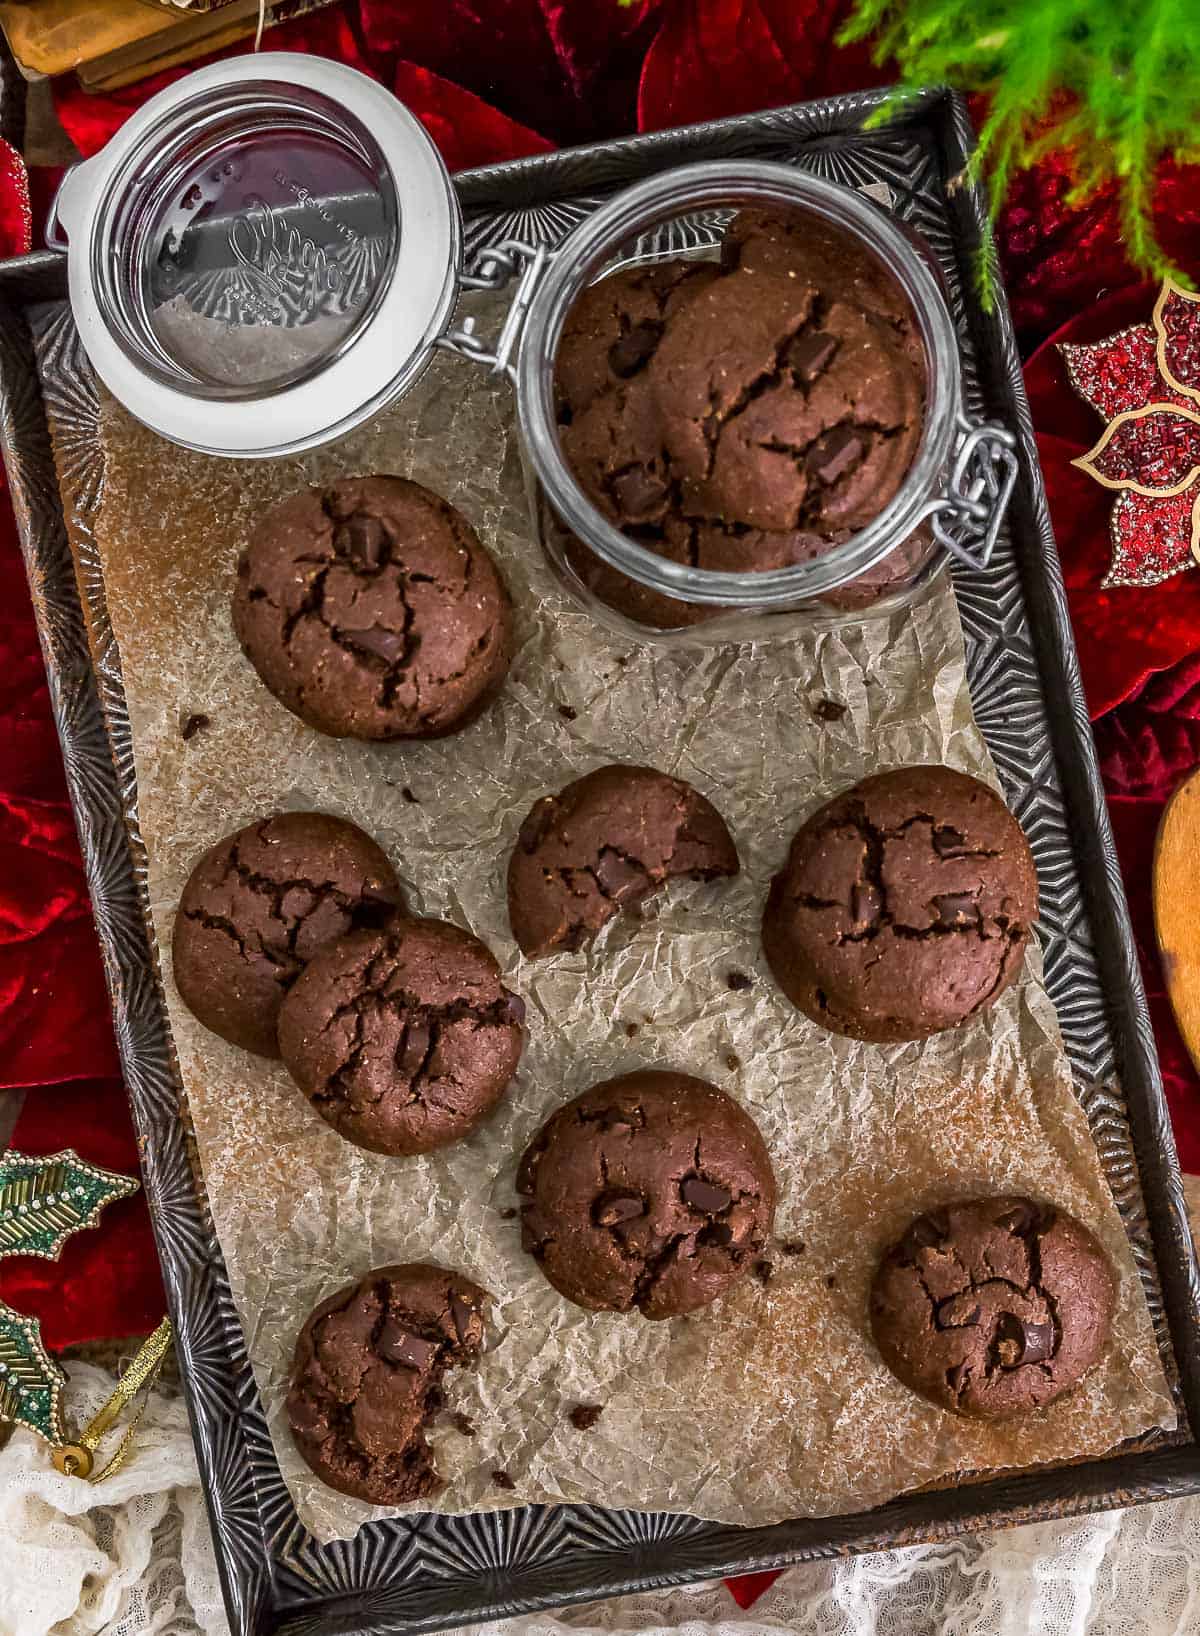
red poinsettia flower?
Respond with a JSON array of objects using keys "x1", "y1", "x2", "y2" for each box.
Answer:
[
  {"x1": 1065, "y1": 283, "x2": 1200, "y2": 586},
  {"x1": 1077, "y1": 405, "x2": 1200, "y2": 495},
  {"x1": 1157, "y1": 279, "x2": 1200, "y2": 406}
]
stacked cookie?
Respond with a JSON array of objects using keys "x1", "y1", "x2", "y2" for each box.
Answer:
[{"x1": 553, "y1": 208, "x2": 930, "y2": 627}]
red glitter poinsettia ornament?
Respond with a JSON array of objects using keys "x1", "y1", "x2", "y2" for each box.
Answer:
[{"x1": 1063, "y1": 281, "x2": 1200, "y2": 586}]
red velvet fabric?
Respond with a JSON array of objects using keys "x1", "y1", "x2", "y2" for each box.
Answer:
[
  {"x1": 636, "y1": 0, "x2": 889, "y2": 130},
  {"x1": 999, "y1": 156, "x2": 1200, "y2": 358},
  {"x1": 2, "y1": 1079, "x2": 164, "y2": 1347},
  {"x1": 725, "y1": 1570, "x2": 784, "y2": 1609},
  {"x1": 0, "y1": 3, "x2": 1199, "y2": 1608}
]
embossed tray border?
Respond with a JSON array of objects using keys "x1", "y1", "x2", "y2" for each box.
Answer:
[{"x1": 1, "y1": 86, "x2": 1199, "y2": 1636}]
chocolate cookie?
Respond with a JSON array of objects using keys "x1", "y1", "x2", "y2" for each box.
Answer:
[
  {"x1": 721, "y1": 206, "x2": 926, "y2": 372},
  {"x1": 555, "y1": 258, "x2": 718, "y2": 420},
  {"x1": 287, "y1": 1262, "x2": 487, "y2": 1504},
  {"x1": 232, "y1": 476, "x2": 513, "y2": 741},
  {"x1": 762, "y1": 765, "x2": 1038, "y2": 1041},
  {"x1": 277, "y1": 917, "x2": 524, "y2": 1155},
  {"x1": 553, "y1": 209, "x2": 928, "y2": 629},
  {"x1": 508, "y1": 764, "x2": 739, "y2": 958},
  {"x1": 172, "y1": 811, "x2": 402, "y2": 1057},
  {"x1": 649, "y1": 270, "x2": 922, "y2": 533},
  {"x1": 517, "y1": 1069, "x2": 775, "y2": 1318},
  {"x1": 870, "y1": 1197, "x2": 1116, "y2": 1419}
]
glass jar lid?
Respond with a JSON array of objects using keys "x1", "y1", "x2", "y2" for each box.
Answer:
[{"x1": 52, "y1": 54, "x2": 462, "y2": 456}]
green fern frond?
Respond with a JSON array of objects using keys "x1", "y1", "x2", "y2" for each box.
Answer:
[{"x1": 839, "y1": 0, "x2": 1200, "y2": 304}]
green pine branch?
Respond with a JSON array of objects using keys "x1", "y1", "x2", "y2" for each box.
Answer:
[{"x1": 839, "y1": 0, "x2": 1200, "y2": 303}]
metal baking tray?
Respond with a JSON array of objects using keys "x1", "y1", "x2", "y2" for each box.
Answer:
[{"x1": 2, "y1": 84, "x2": 1200, "y2": 1636}]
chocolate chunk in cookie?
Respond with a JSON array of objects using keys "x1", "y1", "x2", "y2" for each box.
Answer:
[
  {"x1": 172, "y1": 811, "x2": 402, "y2": 1057},
  {"x1": 762, "y1": 765, "x2": 1038, "y2": 1041},
  {"x1": 507, "y1": 764, "x2": 739, "y2": 958},
  {"x1": 232, "y1": 476, "x2": 513, "y2": 741},
  {"x1": 870, "y1": 1197, "x2": 1116, "y2": 1419},
  {"x1": 278, "y1": 918, "x2": 524, "y2": 1155},
  {"x1": 556, "y1": 259, "x2": 719, "y2": 419},
  {"x1": 287, "y1": 1263, "x2": 487, "y2": 1504},
  {"x1": 517, "y1": 1069, "x2": 775, "y2": 1318}
]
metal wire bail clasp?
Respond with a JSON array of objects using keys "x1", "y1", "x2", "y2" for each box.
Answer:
[
  {"x1": 440, "y1": 240, "x2": 551, "y2": 383},
  {"x1": 925, "y1": 413, "x2": 1020, "y2": 572}
]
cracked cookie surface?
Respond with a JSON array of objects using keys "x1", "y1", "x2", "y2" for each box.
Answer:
[
  {"x1": 172, "y1": 811, "x2": 402, "y2": 1057},
  {"x1": 507, "y1": 764, "x2": 739, "y2": 958},
  {"x1": 232, "y1": 475, "x2": 513, "y2": 740},
  {"x1": 869, "y1": 1197, "x2": 1116, "y2": 1419},
  {"x1": 553, "y1": 208, "x2": 927, "y2": 629},
  {"x1": 277, "y1": 917, "x2": 525, "y2": 1155},
  {"x1": 721, "y1": 207, "x2": 926, "y2": 373},
  {"x1": 516, "y1": 1069, "x2": 775, "y2": 1318},
  {"x1": 287, "y1": 1262, "x2": 487, "y2": 1504},
  {"x1": 762, "y1": 765, "x2": 1038, "y2": 1042}
]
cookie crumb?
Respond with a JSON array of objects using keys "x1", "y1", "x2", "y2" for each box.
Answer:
[
  {"x1": 450, "y1": 1412, "x2": 476, "y2": 1437},
  {"x1": 401, "y1": 786, "x2": 419, "y2": 804},
  {"x1": 181, "y1": 713, "x2": 210, "y2": 741},
  {"x1": 625, "y1": 1022, "x2": 639, "y2": 1037},
  {"x1": 499, "y1": 1207, "x2": 517, "y2": 1221},
  {"x1": 826, "y1": 1273, "x2": 838, "y2": 1289},
  {"x1": 754, "y1": 1259, "x2": 773, "y2": 1284},
  {"x1": 569, "y1": 1403, "x2": 604, "y2": 1431},
  {"x1": 491, "y1": 1470, "x2": 515, "y2": 1490},
  {"x1": 813, "y1": 697, "x2": 847, "y2": 722},
  {"x1": 781, "y1": 1239, "x2": 806, "y2": 1256},
  {"x1": 725, "y1": 1053, "x2": 740, "y2": 1070},
  {"x1": 557, "y1": 704, "x2": 578, "y2": 721},
  {"x1": 726, "y1": 970, "x2": 754, "y2": 992}
]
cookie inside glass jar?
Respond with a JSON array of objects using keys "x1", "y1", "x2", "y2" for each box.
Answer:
[{"x1": 553, "y1": 206, "x2": 930, "y2": 629}]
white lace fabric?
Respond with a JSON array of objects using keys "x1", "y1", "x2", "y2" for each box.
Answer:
[
  {"x1": 3, "y1": 1362, "x2": 1199, "y2": 1636},
  {"x1": 0, "y1": 1364, "x2": 223, "y2": 1636}
]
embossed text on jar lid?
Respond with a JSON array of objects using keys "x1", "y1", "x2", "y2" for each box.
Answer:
[
  {"x1": 114, "y1": 85, "x2": 400, "y2": 398},
  {"x1": 51, "y1": 55, "x2": 462, "y2": 456}
]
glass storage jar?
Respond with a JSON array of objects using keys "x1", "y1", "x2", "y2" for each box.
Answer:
[{"x1": 49, "y1": 52, "x2": 1017, "y2": 645}]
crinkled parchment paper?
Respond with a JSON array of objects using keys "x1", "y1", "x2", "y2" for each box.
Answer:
[{"x1": 84, "y1": 292, "x2": 1174, "y2": 1543}]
